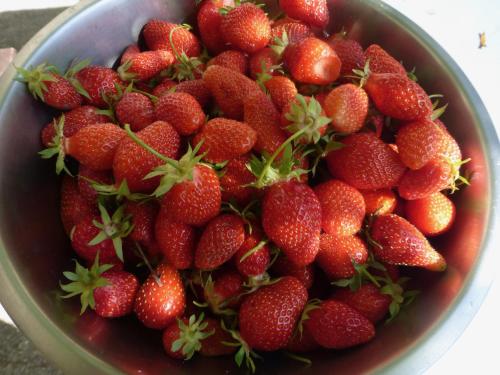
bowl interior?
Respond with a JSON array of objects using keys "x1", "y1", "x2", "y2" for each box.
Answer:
[{"x1": 0, "y1": 0, "x2": 497, "y2": 374}]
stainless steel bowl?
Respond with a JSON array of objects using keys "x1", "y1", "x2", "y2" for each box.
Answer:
[{"x1": 0, "y1": 0, "x2": 498, "y2": 374}]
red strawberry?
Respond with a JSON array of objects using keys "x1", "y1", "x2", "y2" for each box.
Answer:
[
  {"x1": 151, "y1": 79, "x2": 177, "y2": 97},
  {"x1": 271, "y1": 255, "x2": 315, "y2": 289},
  {"x1": 199, "y1": 318, "x2": 236, "y2": 357},
  {"x1": 286, "y1": 324, "x2": 319, "y2": 353},
  {"x1": 243, "y1": 90, "x2": 288, "y2": 154},
  {"x1": 284, "y1": 37, "x2": 341, "y2": 85},
  {"x1": 115, "y1": 92, "x2": 156, "y2": 132},
  {"x1": 197, "y1": 0, "x2": 235, "y2": 54},
  {"x1": 249, "y1": 48, "x2": 279, "y2": 80},
  {"x1": 317, "y1": 234, "x2": 368, "y2": 279},
  {"x1": 16, "y1": 63, "x2": 82, "y2": 110},
  {"x1": 264, "y1": 75, "x2": 298, "y2": 112},
  {"x1": 125, "y1": 200, "x2": 158, "y2": 247},
  {"x1": 327, "y1": 33, "x2": 365, "y2": 77},
  {"x1": 143, "y1": 20, "x2": 201, "y2": 57},
  {"x1": 221, "y1": 3, "x2": 271, "y2": 53},
  {"x1": 234, "y1": 227, "x2": 270, "y2": 278},
  {"x1": 203, "y1": 65, "x2": 261, "y2": 120},
  {"x1": 220, "y1": 154, "x2": 257, "y2": 206},
  {"x1": 118, "y1": 50, "x2": 174, "y2": 81},
  {"x1": 326, "y1": 132, "x2": 406, "y2": 190},
  {"x1": 175, "y1": 79, "x2": 212, "y2": 108},
  {"x1": 113, "y1": 121, "x2": 181, "y2": 192},
  {"x1": 364, "y1": 73, "x2": 432, "y2": 121},
  {"x1": 262, "y1": 181, "x2": 321, "y2": 266},
  {"x1": 203, "y1": 269, "x2": 244, "y2": 312},
  {"x1": 405, "y1": 192, "x2": 456, "y2": 236},
  {"x1": 360, "y1": 188, "x2": 397, "y2": 215},
  {"x1": 134, "y1": 263, "x2": 186, "y2": 329},
  {"x1": 370, "y1": 214, "x2": 447, "y2": 271},
  {"x1": 60, "y1": 175, "x2": 97, "y2": 235},
  {"x1": 435, "y1": 120, "x2": 462, "y2": 164},
  {"x1": 271, "y1": 21, "x2": 313, "y2": 46},
  {"x1": 334, "y1": 284, "x2": 391, "y2": 324},
  {"x1": 314, "y1": 179, "x2": 366, "y2": 236},
  {"x1": 120, "y1": 43, "x2": 140, "y2": 65},
  {"x1": 77, "y1": 165, "x2": 113, "y2": 204},
  {"x1": 323, "y1": 83, "x2": 369, "y2": 134},
  {"x1": 194, "y1": 214, "x2": 246, "y2": 270},
  {"x1": 305, "y1": 299, "x2": 375, "y2": 348},
  {"x1": 279, "y1": 0, "x2": 329, "y2": 28},
  {"x1": 75, "y1": 66, "x2": 124, "y2": 108},
  {"x1": 239, "y1": 276, "x2": 308, "y2": 351},
  {"x1": 193, "y1": 118, "x2": 257, "y2": 163},
  {"x1": 155, "y1": 208, "x2": 196, "y2": 270},
  {"x1": 155, "y1": 92, "x2": 205, "y2": 136},
  {"x1": 364, "y1": 44, "x2": 406, "y2": 75},
  {"x1": 208, "y1": 50, "x2": 248, "y2": 75}
]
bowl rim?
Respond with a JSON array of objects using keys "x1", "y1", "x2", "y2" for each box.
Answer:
[{"x1": 0, "y1": 0, "x2": 498, "y2": 374}]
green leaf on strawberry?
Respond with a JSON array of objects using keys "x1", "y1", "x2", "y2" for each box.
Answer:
[
  {"x1": 38, "y1": 114, "x2": 71, "y2": 175},
  {"x1": 171, "y1": 313, "x2": 215, "y2": 360},
  {"x1": 15, "y1": 62, "x2": 59, "y2": 101}
]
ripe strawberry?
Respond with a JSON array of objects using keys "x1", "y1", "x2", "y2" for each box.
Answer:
[
  {"x1": 197, "y1": 0, "x2": 235, "y2": 54},
  {"x1": 262, "y1": 181, "x2": 321, "y2": 266},
  {"x1": 125, "y1": 200, "x2": 158, "y2": 247},
  {"x1": 327, "y1": 33, "x2": 365, "y2": 77},
  {"x1": 134, "y1": 263, "x2": 186, "y2": 329},
  {"x1": 279, "y1": 0, "x2": 329, "y2": 28},
  {"x1": 364, "y1": 44, "x2": 406, "y2": 75},
  {"x1": 113, "y1": 121, "x2": 181, "y2": 192},
  {"x1": 203, "y1": 269, "x2": 244, "y2": 312},
  {"x1": 220, "y1": 154, "x2": 257, "y2": 206},
  {"x1": 155, "y1": 92, "x2": 205, "y2": 136},
  {"x1": 199, "y1": 318, "x2": 236, "y2": 357},
  {"x1": 243, "y1": 90, "x2": 288, "y2": 154},
  {"x1": 239, "y1": 276, "x2": 308, "y2": 351},
  {"x1": 77, "y1": 165, "x2": 113, "y2": 203},
  {"x1": 118, "y1": 50, "x2": 174, "y2": 81},
  {"x1": 151, "y1": 78, "x2": 177, "y2": 97},
  {"x1": 435, "y1": 120, "x2": 462, "y2": 164},
  {"x1": 75, "y1": 66, "x2": 124, "y2": 108},
  {"x1": 284, "y1": 37, "x2": 341, "y2": 85},
  {"x1": 271, "y1": 21, "x2": 313, "y2": 46},
  {"x1": 271, "y1": 255, "x2": 315, "y2": 289},
  {"x1": 193, "y1": 118, "x2": 257, "y2": 163},
  {"x1": 60, "y1": 175, "x2": 97, "y2": 235},
  {"x1": 194, "y1": 214, "x2": 246, "y2": 270},
  {"x1": 264, "y1": 76, "x2": 298, "y2": 112},
  {"x1": 286, "y1": 324, "x2": 319, "y2": 353},
  {"x1": 155, "y1": 209, "x2": 196, "y2": 270},
  {"x1": 370, "y1": 214, "x2": 447, "y2": 271},
  {"x1": 323, "y1": 83, "x2": 369, "y2": 134},
  {"x1": 405, "y1": 192, "x2": 456, "y2": 236},
  {"x1": 326, "y1": 132, "x2": 406, "y2": 190},
  {"x1": 143, "y1": 20, "x2": 201, "y2": 57},
  {"x1": 16, "y1": 63, "x2": 82, "y2": 110},
  {"x1": 60, "y1": 256, "x2": 139, "y2": 317},
  {"x1": 119, "y1": 43, "x2": 140, "y2": 65},
  {"x1": 234, "y1": 227, "x2": 270, "y2": 277},
  {"x1": 364, "y1": 73, "x2": 432, "y2": 121},
  {"x1": 208, "y1": 50, "x2": 248, "y2": 75},
  {"x1": 360, "y1": 188, "x2": 397, "y2": 215},
  {"x1": 398, "y1": 158, "x2": 452, "y2": 200},
  {"x1": 115, "y1": 92, "x2": 156, "y2": 132},
  {"x1": 314, "y1": 179, "x2": 366, "y2": 236},
  {"x1": 175, "y1": 79, "x2": 212, "y2": 108},
  {"x1": 305, "y1": 299, "x2": 375, "y2": 349},
  {"x1": 203, "y1": 65, "x2": 261, "y2": 120},
  {"x1": 221, "y1": 3, "x2": 271, "y2": 53},
  {"x1": 248, "y1": 48, "x2": 279, "y2": 80},
  {"x1": 334, "y1": 284, "x2": 391, "y2": 324},
  {"x1": 317, "y1": 234, "x2": 368, "y2": 279}
]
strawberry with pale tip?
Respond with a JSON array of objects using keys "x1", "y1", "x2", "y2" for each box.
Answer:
[{"x1": 360, "y1": 188, "x2": 397, "y2": 215}]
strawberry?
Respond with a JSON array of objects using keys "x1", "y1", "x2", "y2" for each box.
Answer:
[
  {"x1": 202, "y1": 269, "x2": 244, "y2": 313},
  {"x1": 262, "y1": 181, "x2": 321, "y2": 266},
  {"x1": 60, "y1": 175, "x2": 97, "y2": 235},
  {"x1": 334, "y1": 283, "x2": 392, "y2": 324},
  {"x1": 317, "y1": 234, "x2": 368, "y2": 279},
  {"x1": 194, "y1": 214, "x2": 246, "y2": 270},
  {"x1": 155, "y1": 92, "x2": 205, "y2": 136},
  {"x1": 77, "y1": 165, "x2": 113, "y2": 204},
  {"x1": 175, "y1": 79, "x2": 212, "y2": 108},
  {"x1": 220, "y1": 154, "x2": 257, "y2": 206},
  {"x1": 197, "y1": 0, "x2": 235, "y2": 54},
  {"x1": 264, "y1": 75, "x2": 298, "y2": 112},
  {"x1": 75, "y1": 66, "x2": 124, "y2": 108},
  {"x1": 271, "y1": 20, "x2": 313, "y2": 46},
  {"x1": 155, "y1": 208, "x2": 196, "y2": 269},
  {"x1": 305, "y1": 299, "x2": 375, "y2": 349},
  {"x1": 125, "y1": 200, "x2": 158, "y2": 247},
  {"x1": 151, "y1": 78, "x2": 177, "y2": 97},
  {"x1": 115, "y1": 92, "x2": 156, "y2": 132},
  {"x1": 360, "y1": 188, "x2": 397, "y2": 215},
  {"x1": 193, "y1": 118, "x2": 257, "y2": 163},
  {"x1": 326, "y1": 132, "x2": 406, "y2": 190},
  {"x1": 271, "y1": 255, "x2": 315, "y2": 289},
  {"x1": 284, "y1": 37, "x2": 341, "y2": 85},
  {"x1": 220, "y1": 3, "x2": 271, "y2": 53},
  {"x1": 60, "y1": 256, "x2": 138, "y2": 317},
  {"x1": 248, "y1": 48, "x2": 279, "y2": 80},
  {"x1": 239, "y1": 276, "x2": 308, "y2": 351},
  {"x1": 364, "y1": 73, "x2": 432, "y2": 121},
  {"x1": 405, "y1": 192, "x2": 456, "y2": 236},
  {"x1": 208, "y1": 50, "x2": 248, "y2": 75},
  {"x1": 286, "y1": 324, "x2": 319, "y2": 353},
  {"x1": 435, "y1": 120, "x2": 462, "y2": 164},
  {"x1": 243, "y1": 90, "x2": 288, "y2": 154},
  {"x1": 327, "y1": 33, "x2": 365, "y2": 77},
  {"x1": 234, "y1": 227, "x2": 270, "y2": 278},
  {"x1": 364, "y1": 44, "x2": 406, "y2": 75},
  {"x1": 16, "y1": 63, "x2": 82, "y2": 110},
  {"x1": 279, "y1": 0, "x2": 329, "y2": 28},
  {"x1": 370, "y1": 214, "x2": 447, "y2": 271},
  {"x1": 119, "y1": 43, "x2": 140, "y2": 65},
  {"x1": 323, "y1": 83, "x2": 369, "y2": 134},
  {"x1": 134, "y1": 263, "x2": 186, "y2": 329},
  {"x1": 143, "y1": 20, "x2": 201, "y2": 57},
  {"x1": 203, "y1": 65, "x2": 261, "y2": 120},
  {"x1": 314, "y1": 179, "x2": 366, "y2": 236},
  {"x1": 113, "y1": 121, "x2": 181, "y2": 192},
  {"x1": 198, "y1": 318, "x2": 236, "y2": 357},
  {"x1": 398, "y1": 158, "x2": 452, "y2": 200},
  {"x1": 118, "y1": 50, "x2": 174, "y2": 81}
]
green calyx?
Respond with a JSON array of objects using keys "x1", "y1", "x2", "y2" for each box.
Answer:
[
  {"x1": 379, "y1": 276, "x2": 420, "y2": 323},
  {"x1": 60, "y1": 253, "x2": 113, "y2": 314},
  {"x1": 430, "y1": 94, "x2": 448, "y2": 121},
  {"x1": 171, "y1": 313, "x2": 215, "y2": 360},
  {"x1": 270, "y1": 30, "x2": 289, "y2": 57},
  {"x1": 38, "y1": 114, "x2": 71, "y2": 175},
  {"x1": 352, "y1": 60, "x2": 371, "y2": 87},
  {"x1": 15, "y1": 62, "x2": 59, "y2": 102},
  {"x1": 200, "y1": 275, "x2": 238, "y2": 316},
  {"x1": 331, "y1": 258, "x2": 383, "y2": 291},
  {"x1": 85, "y1": 178, "x2": 150, "y2": 203},
  {"x1": 88, "y1": 203, "x2": 134, "y2": 262},
  {"x1": 166, "y1": 24, "x2": 205, "y2": 82},
  {"x1": 64, "y1": 58, "x2": 92, "y2": 99},
  {"x1": 446, "y1": 157, "x2": 472, "y2": 194},
  {"x1": 221, "y1": 200, "x2": 259, "y2": 234},
  {"x1": 117, "y1": 59, "x2": 137, "y2": 82},
  {"x1": 295, "y1": 298, "x2": 321, "y2": 338},
  {"x1": 297, "y1": 130, "x2": 344, "y2": 176},
  {"x1": 221, "y1": 320, "x2": 261, "y2": 374}
]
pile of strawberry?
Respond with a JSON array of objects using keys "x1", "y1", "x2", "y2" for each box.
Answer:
[{"x1": 17, "y1": 0, "x2": 470, "y2": 370}]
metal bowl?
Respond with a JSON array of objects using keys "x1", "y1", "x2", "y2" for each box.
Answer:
[{"x1": 0, "y1": 0, "x2": 498, "y2": 373}]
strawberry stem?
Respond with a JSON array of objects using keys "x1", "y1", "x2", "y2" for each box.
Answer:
[{"x1": 134, "y1": 241, "x2": 162, "y2": 286}]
